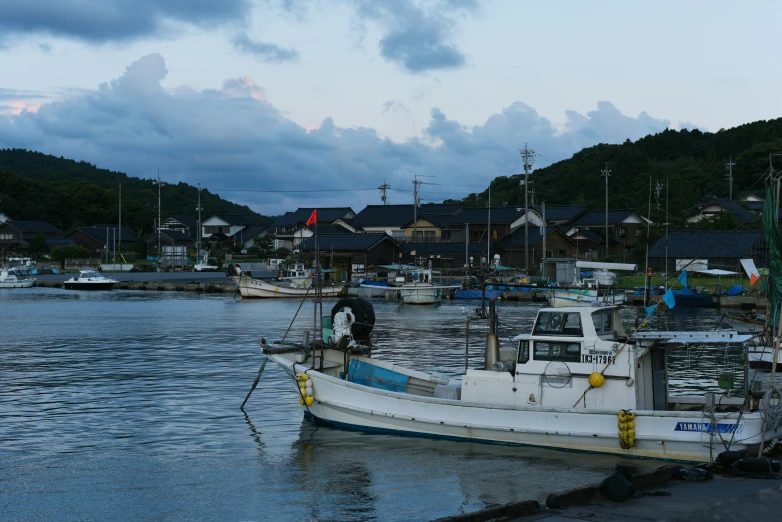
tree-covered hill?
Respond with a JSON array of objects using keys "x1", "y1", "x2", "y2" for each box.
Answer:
[
  {"x1": 0, "y1": 149, "x2": 272, "y2": 234},
  {"x1": 456, "y1": 118, "x2": 782, "y2": 228}
]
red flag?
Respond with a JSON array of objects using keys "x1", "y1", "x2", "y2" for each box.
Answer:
[
  {"x1": 306, "y1": 209, "x2": 317, "y2": 227},
  {"x1": 750, "y1": 273, "x2": 759, "y2": 286}
]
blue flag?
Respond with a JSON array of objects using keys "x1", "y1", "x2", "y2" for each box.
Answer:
[
  {"x1": 645, "y1": 303, "x2": 658, "y2": 316},
  {"x1": 662, "y1": 289, "x2": 676, "y2": 309},
  {"x1": 678, "y1": 270, "x2": 688, "y2": 289}
]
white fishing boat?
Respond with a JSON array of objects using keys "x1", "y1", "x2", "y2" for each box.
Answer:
[
  {"x1": 63, "y1": 269, "x2": 117, "y2": 290},
  {"x1": 232, "y1": 273, "x2": 343, "y2": 299},
  {"x1": 548, "y1": 261, "x2": 635, "y2": 307},
  {"x1": 0, "y1": 267, "x2": 36, "y2": 288},
  {"x1": 258, "y1": 301, "x2": 780, "y2": 463}
]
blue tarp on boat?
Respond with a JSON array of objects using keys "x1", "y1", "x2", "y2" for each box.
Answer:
[{"x1": 726, "y1": 285, "x2": 744, "y2": 296}]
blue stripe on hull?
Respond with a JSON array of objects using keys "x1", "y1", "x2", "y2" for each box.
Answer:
[{"x1": 304, "y1": 412, "x2": 698, "y2": 464}]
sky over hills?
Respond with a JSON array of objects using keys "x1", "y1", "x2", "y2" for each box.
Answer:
[{"x1": 1, "y1": 1, "x2": 780, "y2": 214}]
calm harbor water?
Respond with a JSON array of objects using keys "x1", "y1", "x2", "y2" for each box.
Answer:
[{"x1": 0, "y1": 288, "x2": 742, "y2": 521}]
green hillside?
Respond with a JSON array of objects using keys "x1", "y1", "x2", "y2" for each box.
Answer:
[
  {"x1": 460, "y1": 118, "x2": 782, "y2": 228},
  {"x1": 0, "y1": 149, "x2": 272, "y2": 234}
]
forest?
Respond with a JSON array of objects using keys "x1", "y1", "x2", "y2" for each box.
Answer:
[
  {"x1": 0, "y1": 149, "x2": 272, "y2": 237},
  {"x1": 450, "y1": 118, "x2": 782, "y2": 232}
]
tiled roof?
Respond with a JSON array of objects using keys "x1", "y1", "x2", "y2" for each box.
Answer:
[
  {"x1": 404, "y1": 242, "x2": 489, "y2": 255},
  {"x1": 573, "y1": 210, "x2": 636, "y2": 226},
  {"x1": 72, "y1": 226, "x2": 138, "y2": 243},
  {"x1": 746, "y1": 201, "x2": 764, "y2": 211},
  {"x1": 168, "y1": 215, "x2": 198, "y2": 227},
  {"x1": 352, "y1": 204, "x2": 461, "y2": 228},
  {"x1": 648, "y1": 230, "x2": 763, "y2": 259},
  {"x1": 44, "y1": 237, "x2": 78, "y2": 245},
  {"x1": 311, "y1": 224, "x2": 353, "y2": 235},
  {"x1": 298, "y1": 233, "x2": 391, "y2": 251},
  {"x1": 214, "y1": 214, "x2": 259, "y2": 226},
  {"x1": 445, "y1": 207, "x2": 525, "y2": 226},
  {"x1": 275, "y1": 207, "x2": 354, "y2": 227},
  {"x1": 533, "y1": 205, "x2": 587, "y2": 223},
  {"x1": 2, "y1": 220, "x2": 62, "y2": 234},
  {"x1": 496, "y1": 226, "x2": 569, "y2": 247},
  {"x1": 694, "y1": 199, "x2": 756, "y2": 223},
  {"x1": 572, "y1": 229, "x2": 622, "y2": 246}
]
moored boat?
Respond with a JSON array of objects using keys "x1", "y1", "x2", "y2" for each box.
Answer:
[
  {"x1": 63, "y1": 269, "x2": 118, "y2": 290},
  {"x1": 0, "y1": 267, "x2": 36, "y2": 288},
  {"x1": 258, "y1": 302, "x2": 776, "y2": 463},
  {"x1": 232, "y1": 273, "x2": 343, "y2": 299}
]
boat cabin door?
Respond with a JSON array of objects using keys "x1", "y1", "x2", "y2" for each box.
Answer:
[{"x1": 651, "y1": 348, "x2": 668, "y2": 410}]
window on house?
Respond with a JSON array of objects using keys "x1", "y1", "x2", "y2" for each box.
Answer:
[
  {"x1": 558, "y1": 249, "x2": 566, "y2": 257},
  {"x1": 545, "y1": 249, "x2": 553, "y2": 258},
  {"x1": 619, "y1": 227, "x2": 627, "y2": 237},
  {"x1": 636, "y1": 228, "x2": 642, "y2": 238},
  {"x1": 533, "y1": 341, "x2": 581, "y2": 362}
]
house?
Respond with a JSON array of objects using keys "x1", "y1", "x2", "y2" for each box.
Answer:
[
  {"x1": 563, "y1": 209, "x2": 648, "y2": 255},
  {"x1": 68, "y1": 225, "x2": 138, "y2": 256},
  {"x1": 161, "y1": 216, "x2": 198, "y2": 236},
  {"x1": 273, "y1": 207, "x2": 355, "y2": 250},
  {"x1": 146, "y1": 230, "x2": 195, "y2": 266},
  {"x1": 508, "y1": 206, "x2": 587, "y2": 228},
  {"x1": 495, "y1": 227, "x2": 576, "y2": 269},
  {"x1": 351, "y1": 204, "x2": 461, "y2": 240},
  {"x1": 686, "y1": 199, "x2": 756, "y2": 224},
  {"x1": 439, "y1": 207, "x2": 527, "y2": 244},
  {"x1": 647, "y1": 230, "x2": 765, "y2": 273},
  {"x1": 297, "y1": 233, "x2": 402, "y2": 280},
  {"x1": 569, "y1": 228, "x2": 623, "y2": 261},
  {"x1": 201, "y1": 214, "x2": 259, "y2": 241},
  {"x1": 0, "y1": 220, "x2": 64, "y2": 256}
]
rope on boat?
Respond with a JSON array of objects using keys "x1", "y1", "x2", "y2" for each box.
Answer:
[{"x1": 761, "y1": 388, "x2": 782, "y2": 431}]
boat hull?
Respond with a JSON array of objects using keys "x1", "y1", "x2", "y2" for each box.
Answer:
[
  {"x1": 548, "y1": 289, "x2": 626, "y2": 307},
  {"x1": 399, "y1": 285, "x2": 439, "y2": 305},
  {"x1": 0, "y1": 280, "x2": 35, "y2": 288},
  {"x1": 63, "y1": 281, "x2": 116, "y2": 290},
  {"x1": 232, "y1": 276, "x2": 343, "y2": 299},
  {"x1": 270, "y1": 355, "x2": 766, "y2": 463}
]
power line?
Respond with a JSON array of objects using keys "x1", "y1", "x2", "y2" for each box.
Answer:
[{"x1": 210, "y1": 187, "x2": 378, "y2": 193}]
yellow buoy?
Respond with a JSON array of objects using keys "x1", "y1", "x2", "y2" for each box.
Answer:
[
  {"x1": 305, "y1": 396, "x2": 314, "y2": 407},
  {"x1": 589, "y1": 372, "x2": 605, "y2": 388},
  {"x1": 296, "y1": 374, "x2": 309, "y2": 381},
  {"x1": 299, "y1": 396, "x2": 305, "y2": 405},
  {"x1": 627, "y1": 429, "x2": 635, "y2": 439},
  {"x1": 618, "y1": 421, "x2": 628, "y2": 430},
  {"x1": 626, "y1": 411, "x2": 635, "y2": 421}
]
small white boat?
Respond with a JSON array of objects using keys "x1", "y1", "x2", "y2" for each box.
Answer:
[
  {"x1": 260, "y1": 303, "x2": 774, "y2": 463},
  {"x1": 232, "y1": 274, "x2": 343, "y2": 299},
  {"x1": 0, "y1": 267, "x2": 36, "y2": 288},
  {"x1": 548, "y1": 278, "x2": 626, "y2": 307},
  {"x1": 395, "y1": 267, "x2": 460, "y2": 305},
  {"x1": 63, "y1": 269, "x2": 118, "y2": 290}
]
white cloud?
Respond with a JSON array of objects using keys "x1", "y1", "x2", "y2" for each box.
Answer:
[{"x1": 0, "y1": 54, "x2": 674, "y2": 215}]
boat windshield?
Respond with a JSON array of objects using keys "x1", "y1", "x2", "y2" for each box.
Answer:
[
  {"x1": 81, "y1": 270, "x2": 101, "y2": 278},
  {"x1": 533, "y1": 311, "x2": 583, "y2": 336}
]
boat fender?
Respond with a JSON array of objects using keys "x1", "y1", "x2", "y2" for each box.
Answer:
[
  {"x1": 617, "y1": 410, "x2": 636, "y2": 449},
  {"x1": 732, "y1": 457, "x2": 782, "y2": 474},
  {"x1": 715, "y1": 450, "x2": 745, "y2": 467},
  {"x1": 588, "y1": 372, "x2": 605, "y2": 388},
  {"x1": 598, "y1": 465, "x2": 635, "y2": 502},
  {"x1": 676, "y1": 467, "x2": 713, "y2": 482}
]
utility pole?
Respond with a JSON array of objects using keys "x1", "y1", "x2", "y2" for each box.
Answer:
[
  {"x1": 379, "y1": 180, "x2": 391, "y2": 205},
  {"x1": 725, "y1": 157, "x2": 735, "y2": 201},
  {"x1": 118, "y1": 183, "x2": 121, "y2": 264},
  {"x1": 520, "y1": 143, "x2": 535, "y2": 273},
  {"x1": 602, "y1": 163, "x2": 611, "y2": 257},
  {"x1": 196, "y1": 184, "x2": 202, "y2": 258},
  {"x1": 153, "y1": 168, "x2": 165, "y2": 269},
  {"x1": 413, "y1": 176, "x2": 422, "y2": 240}
]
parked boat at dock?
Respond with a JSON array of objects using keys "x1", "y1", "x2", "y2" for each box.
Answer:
[
  {"x1": 258, "y1": 301, "x2": 776, "y2": 463},
  {"x1": 63, "y1": 269, "x2": 117, "y2": 290},
  {"x1": 231, "y1": 272, "x2": 343, "y2": 299},
  {"x1": 0, "y1": 267, "x2": 36, "y2": 288},
  {"x1": 547, "y1": 261, "x2": 634, "y2": 307}
]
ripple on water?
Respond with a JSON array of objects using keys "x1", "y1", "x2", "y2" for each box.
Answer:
[{"x1": 0, "y1": 289, "x2": 733, "y2": 520}]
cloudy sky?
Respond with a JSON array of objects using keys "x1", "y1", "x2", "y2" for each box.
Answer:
[{"x1": 1, "y1": 0, "x2": 780, "y2": 215}]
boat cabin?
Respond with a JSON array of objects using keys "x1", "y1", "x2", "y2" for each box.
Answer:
[
  {"x1": 75, "y1": 269, "x2": 104, "y2": 280},
  {"x1": 462, "y1": 306, "x2": 637, "y2": 410}
]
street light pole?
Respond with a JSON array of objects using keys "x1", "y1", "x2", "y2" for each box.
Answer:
[{"x1": 153, "y1": 169, "x2": 165, "y2": 269}]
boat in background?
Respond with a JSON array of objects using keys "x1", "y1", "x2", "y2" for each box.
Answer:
[
  {"x1": 63, "y1": 269, "x2": 117, "y2": 290},
  {"x1": 232, "y1": 273, "x2": 343, "y2": 299},
  {"x1": 548, "y1": 261, "x2": 635, "y2": 307},
  {"x1": 0, "y1": 267, "x2": 36, "y2": 288}
]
